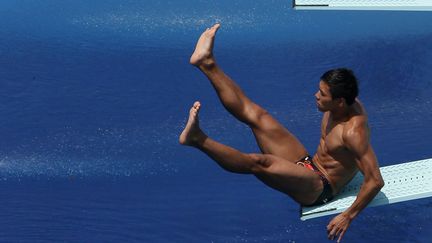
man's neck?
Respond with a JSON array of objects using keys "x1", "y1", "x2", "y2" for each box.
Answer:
[{"x1": 330, "y1": 106, "x2": 351, "y2": 122}]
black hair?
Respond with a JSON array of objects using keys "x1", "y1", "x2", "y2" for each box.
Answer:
[{"x1": 321, "y1": 68, "x2": 359, "y2": 106}]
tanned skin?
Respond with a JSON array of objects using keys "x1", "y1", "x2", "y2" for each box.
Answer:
[{"x1": 180, "y1": 24, "x2": 384, "y2": 242}]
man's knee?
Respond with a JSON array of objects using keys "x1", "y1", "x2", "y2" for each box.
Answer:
[
  {"x1": 248, "y1": 153, "x2": 272, "y2": 174},
  {"x1": 244, "y1": 104, "x2": 269, "y2": 126}
]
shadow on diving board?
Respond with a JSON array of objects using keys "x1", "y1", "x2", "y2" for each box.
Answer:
[{"x1": 301, "y1": 158, "x2": 432, "y2": 221}]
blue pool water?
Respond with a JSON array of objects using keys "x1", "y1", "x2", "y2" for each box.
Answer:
[{"x1": 1, "y1": 0, "x2": 432, "y2": 242}]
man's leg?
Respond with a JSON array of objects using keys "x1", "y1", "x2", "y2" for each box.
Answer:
[
  {"x1": 179, "y1": 102, "x2": 322, "y2": 205},
  {"x1": 190, "y1": 24, "x2": 307, "y2": 162}
]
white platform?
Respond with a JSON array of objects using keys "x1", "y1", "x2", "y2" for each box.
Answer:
[
  {"x1": 293, "y1": 0, "x2": 432, "y2": 11},
  {"x1": 301, "y1": 158, "x2": 432, "y2": 221}
]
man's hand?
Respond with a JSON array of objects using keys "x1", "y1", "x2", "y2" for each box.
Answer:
[{"x1": 327, "y1": 212, "x2": 352, "y2": 242}]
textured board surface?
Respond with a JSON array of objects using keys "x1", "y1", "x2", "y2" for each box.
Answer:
[
  {"x1": 294, "y1": 0, "x2": 432, "y2": 11},
  {"x1": 301, "y1": 158, "x2": 432, "y2": 220}
]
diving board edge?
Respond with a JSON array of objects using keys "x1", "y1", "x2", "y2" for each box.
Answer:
[
  {"x1": 301, "y1": 190, "x2": 432, "y2": 221},
  {"x1": 293, "y1": 0, "x2": 432, "y2": 11}
]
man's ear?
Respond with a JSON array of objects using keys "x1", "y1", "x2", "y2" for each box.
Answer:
[{"x1": 338, "y1": 97, "x2": 347, "y2": 107}]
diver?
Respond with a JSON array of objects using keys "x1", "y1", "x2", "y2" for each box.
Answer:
[{"x1": 179, "y1": 23, "x2": 384, "y2": 242}]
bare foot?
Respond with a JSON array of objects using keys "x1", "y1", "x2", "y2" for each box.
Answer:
[
  {"x1": 190, "y1": 23, "x2": 221, "y2": 67},
  {"x1": 179, "y1": 101, "x2": 205, "y2": 146}
]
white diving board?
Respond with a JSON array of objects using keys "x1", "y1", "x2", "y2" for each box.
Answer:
[
  {"x1": 301, "y1": 158, "x2": 432, "y2": 221},
  {"x1": 293, "y1": 0, "x2": 432, "y2": 11}
]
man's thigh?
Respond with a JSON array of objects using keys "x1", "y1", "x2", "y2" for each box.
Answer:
[
  {"x1": 254, "y1": 154, "x2": 322, "y2": 205},
  {"x1": 251, "y1": 112, "x2": 308, "y2": 162}
]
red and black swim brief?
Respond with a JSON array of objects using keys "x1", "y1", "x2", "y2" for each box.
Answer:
[{"x1": 297, "y1": 156, "x2": 334, "y2": 206}]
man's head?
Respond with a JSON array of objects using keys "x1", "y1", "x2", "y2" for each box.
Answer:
[{"x1": 315, "y1": 68, "x2": 359, "y2": 112}]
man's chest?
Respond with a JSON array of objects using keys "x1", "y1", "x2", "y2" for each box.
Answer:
[{"x1": 322, "y1": 121, "x2": 346, "y2": 153}]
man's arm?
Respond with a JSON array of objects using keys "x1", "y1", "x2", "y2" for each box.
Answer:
[{"x1": 327, "y1": 121, "x2": 384, "y2": 242}]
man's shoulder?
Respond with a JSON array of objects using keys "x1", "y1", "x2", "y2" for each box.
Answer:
[
  {"x1": 348, "y1": 114, "x2": 367, "y2": 126},
  {"x1": 343, "y1": 113, "x2": 368, "y2": 138},
  {"x1": 346, "y1": 101, "x2": 368, "y2": 129}
]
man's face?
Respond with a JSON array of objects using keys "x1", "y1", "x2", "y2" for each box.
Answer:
[{"x1": 315, "y1": 81, "x2": 335, "y2": 112}]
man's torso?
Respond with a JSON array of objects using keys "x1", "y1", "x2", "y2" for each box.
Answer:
[{"x1": 313, "y1": 100, "x2": 368, "y2": 194}]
